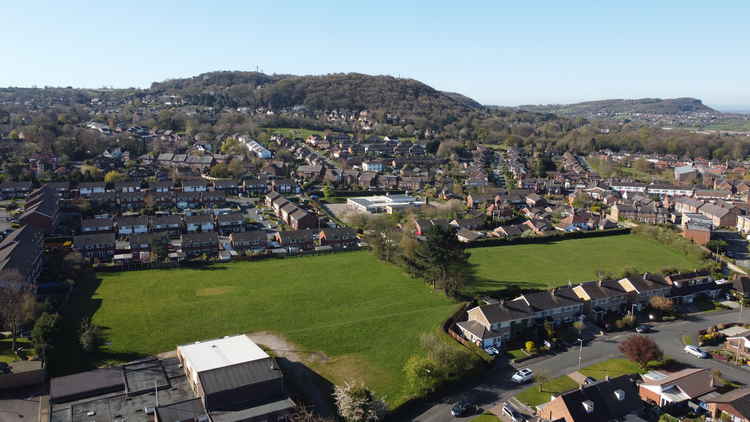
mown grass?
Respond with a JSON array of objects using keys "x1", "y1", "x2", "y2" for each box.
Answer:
[
  {"x1": 0, "y1": 337, "x2": 31, "y2": 363},
  {"x1": 579, "y1": 358, "x2": 641, "y2": 379},
  {"x1": 471, "y1": 414, "x2": 501, "y2": 422},
  {"x1": 85, "y1": 251, "x2": 458, "y2": 406},
  {"x1": 465, "y1": 235, "x2": 704, "y2": 295}
]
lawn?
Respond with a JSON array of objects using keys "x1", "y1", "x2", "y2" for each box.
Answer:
[
  {"x1": 0, "y1": 337, "x2": 31, "y2": 363},
  {"x1": 516, "y1": 358, "x2": 641, "y2": 407},
  {"x1": 579, "y1": 358, "x2": 641, "y2": 379},
  {"x1": 471, "y1": 414, "x2": 501, "y2": 422},
  {"x1": 465, "y1": 235, "x2": 703, "y2": 295},
  {"x1": 82, "y1": 251, "x2": 458, "y2": 406},
  {"x1": 515, "y1": 375, "x2": 578, "y2": 407}
]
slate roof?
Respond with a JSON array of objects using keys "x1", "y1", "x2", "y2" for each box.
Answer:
[
  {"x1": 706, "y1": 388, "x2": 750, "y2": 418},
  {"x1": 544, "y1": 375, "x2": 642, "y2": 422},
  {"x1": 73, "y1": 233, "x2": 116, "y2": 248},
  {"x1": 198, "y1": 357, "x2": 283, "y2": 396},
  {"x1": 515, "y1": 287, "x2": 582, "y2": 311}
]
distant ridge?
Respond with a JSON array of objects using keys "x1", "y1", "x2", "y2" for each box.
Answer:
[{"x1": 516, "y1": 97, "x2": 717, "y2": 116}]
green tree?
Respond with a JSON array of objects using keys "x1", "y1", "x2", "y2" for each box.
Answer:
[
  {"x1": 32, "y1": 312, "x2": 62, "y2": 367},
  {"x1": 104, "y1": 170, "x2": 125, "y2": 184},
  {"x1": 411, "y1": 225, "x2": 472, "y2": 294},
  {"x1": 403, "y1": 355, "x2": 441, "y2": 395}
]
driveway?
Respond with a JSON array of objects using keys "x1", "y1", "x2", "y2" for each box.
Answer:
[{"x1": 409, "y1": 308, "x2": 750, "y2": 422}]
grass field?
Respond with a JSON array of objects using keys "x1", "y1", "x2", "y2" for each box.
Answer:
[
  {"x1": 82, "y1": 251, "x2": 458, "y2": 406},
  {"x1": 0, "y1": 337, "x2": 30, "y2": 363},
  {"x1": 465, "y1": 235, "x2": 703, "y2": 295},
  {"x1": 471, "y1": 415, "x2": 501, "y2": 422}
]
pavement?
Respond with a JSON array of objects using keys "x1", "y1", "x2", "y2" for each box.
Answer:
[{"x1": 408, "y1": 308, "x2": 750, "y2": 422}]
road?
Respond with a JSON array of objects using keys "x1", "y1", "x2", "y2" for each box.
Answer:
[{"x1": 409, "y1": 309, "x2": 750, "y2": 422}]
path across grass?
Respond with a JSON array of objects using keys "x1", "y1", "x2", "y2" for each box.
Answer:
[
  {"x1": 82, "y1": 251, "x2": 458, "y2": 406},
  {"x1": 465, "y1": 235, "x2": 704, "y2": 295}
]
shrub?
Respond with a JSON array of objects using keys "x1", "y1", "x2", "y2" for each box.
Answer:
[{"x1": 525, "y1": 341, "x2": 536, "y2": 354}]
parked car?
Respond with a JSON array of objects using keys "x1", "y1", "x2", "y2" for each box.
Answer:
[
  {"x1": 450, "y1": 400, "x2": 475, "y2": 417},
  {"x1": 684, "y1": 345, "x2": 709, "y2": 358},
  {"x1": 512, "y1": 368, "x2": 534, "y2": 383},
  {"x1": 484, "y1": 346, "x2": 499, "y2": 356},
  {"x1": 636, "y1": 324, "x2": 652, "y2": 333},
  {"x1": 502, "y1": 403, "x2": 525, "y2": 422},
  {"x1": 583, "y1": 376, "x2": 596, "y2": 385}
]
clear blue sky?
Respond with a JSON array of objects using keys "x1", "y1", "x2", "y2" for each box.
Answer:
[{"x1": 2, "y1": 1, "x2": 749, "y2": 109}]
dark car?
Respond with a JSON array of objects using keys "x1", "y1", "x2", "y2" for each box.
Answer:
[
  {"x1": 502, "y1": 404, "x2": 525, "y2": 422},
  {"x1": 635, "y1": 324, "x2": 652, "y2": 333},
  {"x1": 450, "y1": 400, "x2": 475, "y2": 417}
]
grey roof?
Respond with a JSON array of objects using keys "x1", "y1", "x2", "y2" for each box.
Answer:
[
  {"x1": 81, "y1": 218, "x2": 113, "y2": 228},
  {"x1": 73, "y1": 233, "x2": 115, "y2": 248},
  {"x1": 516, "y1": 287, "x2": 582, "y2": 311},
  {"x1": 209, "y1": 398, "x2": 295, "y2": 422},
  {"x1": 548, "y1": 375, "x2": 642, "y2": 422},
  {"x1": 198, "y1": 358, "x2": 282, "y2": 396},
  {"x1": 50, "y1": 368, "x2": 124, "y2": 403},
  {"x1": 156, "y1": 398, "x2": 207, "y2": 422}
]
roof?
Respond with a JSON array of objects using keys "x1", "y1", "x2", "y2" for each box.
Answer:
[
  {"x1": 0, "y1": 225, "x2": 44, "y2": 281},
  {"x1": 641, "y1": 368, "x2": 714, "y2": 399},
  {"x1": 177, "y1": 335, "x2": 268, "y2": 374},
  {"x1": 705, "y1": 388, "x2": 750, "y2": 418},
  {"x1": 543, "y1": 375, "x2": 642, "y2": 422},
  {"x1": 515, "y1": 287, "x2": 581, "y2": 311},
  {"x1": 50, "y1": 368, "x2": 124, "y2": 403},
  {"x1": 73, "y1": 233, "x2": 115, "y2": 248},
  {"x1": 231, "y1": 231, "x2": 267, "y2": 242},
  {"x1": 321, "y1": 227, "x2": 356, "y2": 240},
  {"x1": 81, "y1": 218, "x2": 113, "y2": 228},
  {"x1": 155, "y1": 398, "x2": 207, "y2": 422},
  {"x1": 456, "y1": 320, "x2": 503, "y2": 340},
  {"x1": 198, "y1": 357, "x2": 282, "y2": 395},
  {"x1": 209, "y1": 397, "x2": 296, "y2": 422},
  {"x1": 733, "y1": 276, "x2": 750, "y2": 294}
]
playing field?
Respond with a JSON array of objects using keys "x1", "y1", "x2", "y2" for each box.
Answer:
[
  {"x1": 85, "y1": 251, "x2": 458, "y2": 405},
  {"x1": 465, "y1": 234, "x2": 704, "y2": 295}
]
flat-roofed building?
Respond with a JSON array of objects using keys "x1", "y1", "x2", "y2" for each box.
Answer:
[{"x1": 346, "y1": 194, "x2": 425, "y2": 214}]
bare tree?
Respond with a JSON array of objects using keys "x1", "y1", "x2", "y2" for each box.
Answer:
[{"x1": 0, "y1": 270, "x2": 36, "y2": 353}]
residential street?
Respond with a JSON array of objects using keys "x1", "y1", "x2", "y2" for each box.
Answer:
[{"x1": 409, "y1": 309, "x2": 750, "y2": 422}]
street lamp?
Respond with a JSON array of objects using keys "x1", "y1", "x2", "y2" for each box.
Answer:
[{"x1": 577, "y1": 338, "x2": 584, "y2": 370}]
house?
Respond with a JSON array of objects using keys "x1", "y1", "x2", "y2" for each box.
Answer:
[
  {"x1": 738, "y1": 215, "x2": 750, "y2": 235},
  {"x1": 202, "y1": 190, "x2": 226, "y2": 206},
  {"x1": 450, "y1": 216, "x2": 485, "y2": 231},
  {"x1": 78, "y1": 182, "x2": 106, "y2": 196},
  {"x1": 573, "y1": 279, "x2": 631, "y2": 317},
  {"x1": 456, "y1": 229, "x2": 483, "y2": 243},
  {"x1": 181, "y1": 232, "x2": 219, "y2": 257},
  {"x1": 318, "y1": 227, "x2": 358, "y2": 249},
  {"x1": 118, "y1": 191, "x2": 146, "y2": 210},
  {"x1": 639, "y1": 368, "x2": 714, "y2": 407},
  {"x1": 491, "y1": 224, "x2": 525, "y2": 238},
  {"x1": 466, "y1": 192, "x2": 501, "y2": 210},
  {"x1": 230, "y1": 231, "x2": 268, "y2": 251},
  {"x1": 19, "y1": 185, "x2": 60, "y2": 232},
  {"x1": 539, "y1": 375, "x2": 643, "y2": 422},
  {"x1": 149, "y1": 180, "x2": 173, "y2": 192},
  {"x1": 525, "y1": 193, "x2": 547, "y2": 208},
  {"x1": 182, "y1": 179, "x2": 208, "y2": 192},
  {"x1": 0, "y1": 181, "x2": 32, "y2": 199},
  {"x1": 706, "y1": 388, "x2": 750, "y2": 422},
  {"x1": 184, "y1": 214, "x2": 214, "y2": 233},
  {"x1": 724, "y1": 331, "x2": 750, "y2": 360},
  {"x1": 732, "y1": 275, "x2": 750, "y2": 298},
  {"x1": 272, "y1": 178, "x2": 297, "y2": 194},
  {"x1": 114, "y1": 180, "x2": 140, "y2": 193},
  {"x1": 73, "y1": 232, "x2": 116, "y2": 261},
  {"x1": 175, "y1": 191, "x2": 202, "y2": 209},
  {"x1": 81, "y1": 217, "x2": 114, "y2": 233},
  {"x1": 149, "y1": 191, "x2": 176, "y2": 208},
  {"x1": 414, "y1": 218, "x2": 451, "y2": 236},
  {"x1": 674, "y1": 197, "x2": 705, "y2": 215},
  {"x1": 116, "y1": 215, "x2": 149, "y2": 236},
  {"x1": 129, "y1": 232, "x2": 170, "y2": 254},
  {"x1": 150, "y1": 214, "x2": 183, "y2": 236},
  {"x1": 699, "y1": 203, "x2": 738, "y2": 228},
  {"x1": 664, "y1": 270, "x2": 721, "y2": 304},
  {"x1": 216, "y1": 213, "x2": 245, "y2": 234},
  {"x1": 275, "y1": 229, "x2": 316, "y2": 250},
  {"x1": 683, "y1": 224, "x2": 712, "y2": 246},
  {"x1": 288, "y1": 208, "x2": 318, "y2": 230},
  {"x1": 0, "y1": 225, "x2": 44, "y2": 285},
  {"x1": 88, "y1": 191, "x2": 117, "y2": 208},
  {"x1": 176, "y1": 335, "x2": 295, "y2": 421}
]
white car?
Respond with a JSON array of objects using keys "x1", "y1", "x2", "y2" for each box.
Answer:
[
  {"x1": 512, "y1": 368, "x2": 534, "y2": 383},
  {"x1": 484, "y1": 346, "x2": 499, "y2": 356},
  {"x1": 684, "y1": 345, "x2": 709, "y2": 358}
]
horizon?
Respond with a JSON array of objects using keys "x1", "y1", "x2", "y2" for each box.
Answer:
[{"x1": 2, "y1": 2, "x2": 749, "y2": 108}]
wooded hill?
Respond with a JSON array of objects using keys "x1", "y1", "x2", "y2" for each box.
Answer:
[{"x1": 518, "y1": 97, "x2": 717, "y2": 116}]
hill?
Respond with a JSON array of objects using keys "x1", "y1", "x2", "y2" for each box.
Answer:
[
  {"x1": 150, "y1": 71, "x2": 484, "y2": 116},
  {"x1": 518, "y1": 97, "x2": 717, "y2": 116}
]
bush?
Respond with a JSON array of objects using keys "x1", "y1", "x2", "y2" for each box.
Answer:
[{"x1": 525, "y1": 340, "x2": 536, "y2": 354}]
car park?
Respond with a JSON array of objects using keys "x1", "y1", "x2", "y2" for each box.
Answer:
[
  {"x1": 684, "y1": 345, "x2": 709, "y2": 358},
  {"x1": 511, "y1": 368, "x2": 534, "y2": 383}
]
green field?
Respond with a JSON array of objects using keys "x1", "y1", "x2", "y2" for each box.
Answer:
[
  {"x1": 83, "y1": 251, "x2": 458, "y2": 406},
  {"x1": 465, "y1": 235, "x2": 703, "y2": 295}
]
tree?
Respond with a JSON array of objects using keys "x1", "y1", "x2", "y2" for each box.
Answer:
[
  {"x1": 104, "y1": 170, "x2": 125, "y2": 184},
  {"x1": 32, "y1": 312, "x2": 61, "y2": 367},
  {"x1": 403, "y1": 355, "x2": 441, "y2": 396},
  {"x1": 525, "y1": 340, "x2": 536, "y2": 354},
  {"x1": 0, "y1": 271, "x2": 36, "y2": 353},
  {"x1": 649, "y1": 296, "x2": 674, "y2": 313},
  {"x1": 411, "y1": 225, "x2": 472, "y2": 294},
  {"x1": 333, "y1": 380, "x2": 387, "y2": 422},
  {"x1": 79, "y1": 318, "x2": 104, "y2": 353},
  {"x1": 619, "y1": 335, "x2": 662, "y2": 369}
]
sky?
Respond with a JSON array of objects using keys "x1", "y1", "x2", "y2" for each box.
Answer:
[{"x1": 2, "y1": 2, "x2": 749, "y2": 109}]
